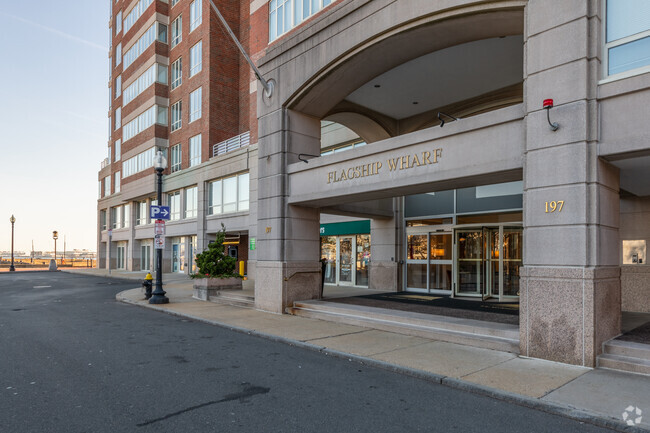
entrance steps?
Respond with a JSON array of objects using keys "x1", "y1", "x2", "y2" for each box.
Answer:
[
  {"x1": 598, "y1": 340, "x2": 650, "y2": 376},
  {"x1": 287, "y1": 300, "x2": 520, "y2": 353},
  {"x1": 208, "y1": 290, "x2": 255, "y2": 308}
]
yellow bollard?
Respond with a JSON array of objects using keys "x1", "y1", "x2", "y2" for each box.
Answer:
[{"x1": 239, "y1": 261, "x2": 246, "y2": 280}]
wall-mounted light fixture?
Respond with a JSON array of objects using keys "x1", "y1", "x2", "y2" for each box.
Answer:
[
  {"x1": 437, "y1": 112, "x2": 459, "y2": 128},
  {"x1": 543, "y1": 99, "x2": 559, "y2": 131},
  {"x1": 298, "y1": 153, "x2": 320, "y2": 163}
]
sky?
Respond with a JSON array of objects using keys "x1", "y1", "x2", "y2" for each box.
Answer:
[{"x1": 0, "y1": 1, "x2": 108, "y2": 253}]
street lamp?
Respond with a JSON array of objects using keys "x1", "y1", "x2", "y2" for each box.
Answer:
[
  {"x1": 9, "y1": 215, "x2": 16, "y2": 272},
  {"x1": 150, "y1": 150, "x2": 169, "y2": 304},
  {"x1": 53, "y1": 231, "x2": 58, "y2": 266}
]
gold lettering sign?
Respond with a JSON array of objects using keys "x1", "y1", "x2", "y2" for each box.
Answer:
[
  {"x1": 327, "y1": 148, "x2": 442, "y2": 184},
  {"x1": 545, "y1": 201, "x2": 564, "y2": 213}
]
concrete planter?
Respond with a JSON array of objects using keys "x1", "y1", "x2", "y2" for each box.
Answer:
[{"x1": 193, "y1": 277, "x2": 242, "y2": 301}]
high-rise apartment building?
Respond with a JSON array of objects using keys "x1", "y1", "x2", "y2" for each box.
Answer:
[
  {"x1": 99, "y1": 0, "x2": 255, "y2": 275},
  {"x1": 99, "y1": 0, "x2": 650, "y2": 369}
]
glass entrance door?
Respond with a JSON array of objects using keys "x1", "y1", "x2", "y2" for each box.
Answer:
[
  {"x1": 455, "y1": 226, "x2": 522, "y2": 299},
  {"x1": 502, "y1": 228, "x2": 522, "y2": 297},
  {"x1": 338, "y1": 237, "x2": 354, "y2": 285},
  {"x1": 429, "y1": 233, "x2": 452, "y2": 291},
  {"x1": 456, "y1": 229, "x2": 487, "y2": 297}
]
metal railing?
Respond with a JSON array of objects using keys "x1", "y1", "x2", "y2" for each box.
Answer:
[
  {"x1": 100, "y1": 158, "x2": 110, "y2": 169},
  {"x1": 212, "y1": 131, "x2": 250, "y2": 157}
]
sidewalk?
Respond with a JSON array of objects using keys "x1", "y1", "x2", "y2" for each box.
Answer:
[{"x1": 65, "y1": 268, "x2": 650, "y2": 432}]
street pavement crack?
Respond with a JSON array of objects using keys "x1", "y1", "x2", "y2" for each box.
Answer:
[{"x1": 136, "y1": 385, "x2": 270, "y2": 427}]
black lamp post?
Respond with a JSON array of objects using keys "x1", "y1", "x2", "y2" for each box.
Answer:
[
  {"x1": 9, "y1": 215, "x2": 15, "y2": 272},
  {"x1": 150, "y1": 150, "x2": 169, "y2": 304},
  {"x1": 53, "y1": 231, "x2": 58, "y2": 265}
]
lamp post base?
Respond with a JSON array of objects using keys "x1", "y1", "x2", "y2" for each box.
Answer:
[
  {"x1": 149, "y1": 295, "x2": 169, "y2": 304},
  {"x1": 9, "y1": 266, "x2": 15, "y2": 272}
]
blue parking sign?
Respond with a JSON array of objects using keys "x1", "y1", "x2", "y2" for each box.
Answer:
[{"x1": 150, "y1": 205, "x2": 171, "y2": 220}]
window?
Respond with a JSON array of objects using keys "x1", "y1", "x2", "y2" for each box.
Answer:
[
  {"x1": 190, "y1": 0, "x2": 202, "y2": 32},
  {"x1": 115, "y1": 75, "x2": 122, "y2": 98},
  {"x1": 123, "y1": 22, "x2": 167, "y2": 69},
  {"x1": 171, "y1": 57, "x2": 182, "y2": 90},
  {"x1": 124, "y1": 0, "x2": 154, "y2": 33},
  {"x1": 112, "y1": 143, "x2": 119, "y2": 163},
  {"x1": 111, "y1": 206, "x2": 123, "y2": 229},
  {"x1": 172, "y1": 0, "x2": 180, "y2": 6},
  {"x1": 189, "y1": 134, "x2": 201, "y2": 166},
  {"x1": 108, "y1": 145, "x2": 112, "y2": 161},
  {"x1": 190, "y1": 41, "x2": 202, "y2": 76},
  {"x1": 115, "y1": 171, "x2": 121, "y2": 193},
  {"x1": 168, "y1": 191, "x2": 181, "y2": 220},
  {"x1": 223, "y1": 176, "x2": 237, "y2": 213},
  {"x1": 269, "y1": 0, "x2": 333, "y2": 41},
  {"x1": 185, "y1": 186, "x2": 198, "y2": 218},
  {"x1": 105, "y1": 175, "x2": 111, "y2": 197},
  {"x1": 171, "y1": 15, "x2": 182, "y2": 47},
  {"x1": 115, "y1": 10, "x2": 122, "y2": 34},
  {"x1": 115, "y1": 43, "x2": 122, "y2": 67},
  {"x1": 115, "y1": 107, "x2": 122, "y2": 130},
  {"x1": 208, "y1": 172, "x2": 250, "y2": 215},
  {"x1": 136, "y1": 201, "x2": 148, "y2": 225},
  {"x1": 123, "y1": 64, "x2": 167, "y2": 105},
  {"x1": 605, "y1": 1, "x2": 650, "y2": 77},
  {"x1": 123, "y1": 203, "x2": 130, "y2": 227},
  {"x1": 171, "y1": 100, "x2": 182, "y2": 131},
  {"x1": 122, "y1": 147, "x2": 160, "y2": 177},
  {"x1": 189, "y1": 87, "x2": 201, "y2": 122},
  {"x1": 123, "y1": 105, "x2": 168, "y2": 141},
  {"x1": 238, "y1": 172, "x2": 250, "y2": 211},
  {"x1": 100, "y1": 210, "x2": 107, "y2": 231},
  {"x1": 170, "y1": 143, "x2": 182, "y2": 172}
]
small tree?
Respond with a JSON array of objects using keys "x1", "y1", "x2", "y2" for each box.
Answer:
[{"x1": 194, "y1": 224, "x2": 240, "y2": 278}]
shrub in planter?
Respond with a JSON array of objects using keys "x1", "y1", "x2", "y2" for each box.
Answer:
[{"x1": 192, "y1": 224, "x2": 242, "y2": 300}]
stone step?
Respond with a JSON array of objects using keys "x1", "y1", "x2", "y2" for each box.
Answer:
[
  {"x1": 208, "y1": 291, "x2": 255, "y2": 308},
  {"x1": 603, "y1": 340, "x2": 650, "y2": 361},
  {"x1": 287, "y1": 300, "x2": 519, "y2": 354},
  {"x1": 292, "y1": 300, "x2": 520, "y2": 340},
  {"x1": 597, "y1": 353, "x2": 650, "y2": 376}
]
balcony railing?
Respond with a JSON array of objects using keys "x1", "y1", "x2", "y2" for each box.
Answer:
[
  {"x1": 100, "y1": 158, "x2": 110, "y2": 169},
  {"x1": 212, "y1": 132, "x2": 250, "y2": 157}
]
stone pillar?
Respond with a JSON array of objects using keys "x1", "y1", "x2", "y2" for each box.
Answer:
[
  {"x1": 369, "y1": 207, "x2": 401, "y2": 291},
  {"x1": 256, "y1": 109, "x2": 321, "y2": 313},
  {"x1": 520, "y1": 1, "x2": 620, "y2": 366}
]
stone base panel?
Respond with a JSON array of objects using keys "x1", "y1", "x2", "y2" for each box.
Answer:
[
  {"x1": 520, "y1": 266, "x2": 621, "y2": 367},
  {"x1": 255, "y1": 261, "x2": 322, "y2": 314}
]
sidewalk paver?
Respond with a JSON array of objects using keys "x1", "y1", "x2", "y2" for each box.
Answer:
[
  {"x1": 372, "y1": 340, "x2": 516, "y2": 378},
  {"x1": 309, "y1": 329, "x2": 431, "y2": 357},
  {"x1": 543, "y1": 369, "x2": 650, "y2": 429},
  {"x1": 461, "y1": 357, "x2": 590, "y2": 398}
]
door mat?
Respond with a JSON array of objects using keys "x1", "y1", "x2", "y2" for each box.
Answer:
[{"x1": 327, "y1": 292, "x2": 519, "y2": 325}]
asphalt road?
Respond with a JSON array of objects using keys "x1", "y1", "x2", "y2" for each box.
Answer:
[{"x1": 0, "y1": 272, "x2": 616, "y2": 433}]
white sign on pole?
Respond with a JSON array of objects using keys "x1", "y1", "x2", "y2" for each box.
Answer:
[
  {"x1": 154, "y1": 220, "x2": 165, "y2": 236},
  {"x1": 154, "y1": 235, "x2": 165, "y2": 250}
]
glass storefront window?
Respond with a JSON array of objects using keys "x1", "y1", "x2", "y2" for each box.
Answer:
[
  {"x1": 407, "y1": 235, "x2": 427, "y2": 260},
  {"x1": 356, "y1": 235, "x2": 370, "y2": 287},
  {"x1": 407, "y1": 264, "x2": 427, "y2": 289},
  {"x1": 321, "y1": 236, "x2": 337, "y2": 284},
  {"x1": 430, "y1": 234, "x2": 451, "y2": 260}
]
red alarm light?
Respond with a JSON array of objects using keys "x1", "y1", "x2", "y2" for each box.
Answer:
[{"x1": 543, "y1": 99, "x2": 554, "y2": 109}]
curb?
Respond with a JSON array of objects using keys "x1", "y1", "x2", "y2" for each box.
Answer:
[{"x1": 115, "y1": 290, "x2": 649, "y2": 433}]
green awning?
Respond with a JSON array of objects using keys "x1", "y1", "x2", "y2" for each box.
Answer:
[{"x1": 320, "y1": 220, "x2": 370, "y2": 236}]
